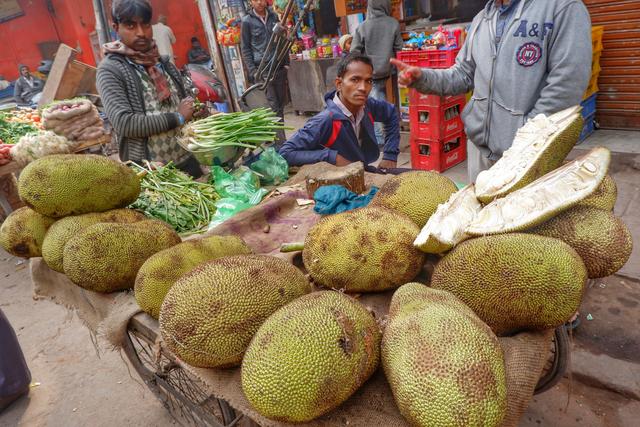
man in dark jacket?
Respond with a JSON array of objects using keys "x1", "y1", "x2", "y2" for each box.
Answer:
[
  {"x1": 279, "y1": 54, "x2": 399, "y2": 169},
  {"x1": 13, "y1": 65, "x2": 44, "y2": 106},
  {"x1": 96, "y1": 0, "x2": 202, "y2": 177},
  {"x1": 351, "y1": 0, "x2": 403, "y2": 146},
  {"x1": 241, "y1": 0, "x2": 287, "y2": 134}
]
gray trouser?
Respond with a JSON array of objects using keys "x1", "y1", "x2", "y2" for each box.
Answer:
[
  {"x1": 369, "y1": 78, "x2": 387, "y2": 146},
  {"x1": 467, "y1": 141, "x2": 496, "y2": 184},
  {"x1": 266, "y1": 68, "x2": 288, "y2": 146}
]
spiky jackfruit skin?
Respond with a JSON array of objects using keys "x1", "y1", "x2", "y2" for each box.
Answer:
[
  {"x1": 532, "y1": 206, "x2": 632, "y2": 279},
  {"x1": 242, "y1": 291, "x2": 381, "y2": 422},
  {"x1": 576, "y1": 174, "x2": 617, "y2": 211},
  {"x1": 431, "y1": 234, "x2": 587, "y2": 336},
  {"x1": 383, "y1": 284, "x2": 507, "y2": 427},
  {"x1": 63, "y1": 220, "x2": 180, "y2": 292},
  {"x1": 0, "y1": 207, "x2": 55, "y2": 258},
  {"x1": 160, "y1": 255, "x2": 311, "y2": 368},
  {"x1": 18, "y1": 154, "x2": 141, "y2": 218},
  {"x1": 135, "y1": 235, "x2": 252, "y2": 318},
  {"x1": 42, "y1": 209, "x2": 145, "y2": 272},
  {"x1": 303, "y1": 207, "x2": 425, "y2": 293},
  {"x1": 476, "y1": 115, "x2": 583, "y2": 204},
  {"x1": 370, "y1": 171, "x2": 458, "y2": 227}
]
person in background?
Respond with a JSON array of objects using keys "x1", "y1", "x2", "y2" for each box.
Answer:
[
  {"x1": 0, "y1": 309, "x2": 31, "y2": 414},
  {"x1": 97, "y1": 0, "x2": 203, "y2": 178},
  {"x1": 152, "y1": 14, "x2": 176, "y2": 63},
  {"x1": 241, "y1": 0, "x2": 288, "y2": 145},
  {"x1": 13, "y1": 65, "x2": 44, "y2": 106},
  {"x1": 279, "y1": 54, "x2": 400, "y2": 171},
  {"x1": 392, "y1": 0, "x2": 592, "y2": 183},
  {"x1": 338, "y1": 34, "x2": 353, "y2": 56},
  {"x1": 350, "y1": 0, "x2": 403, "y2": 146},
  {"x1": 187, "y1": 37, "x2": 212, "y2": 68}
]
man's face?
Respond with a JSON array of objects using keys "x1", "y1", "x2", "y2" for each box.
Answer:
[
  {"x1": 193, "y1": 40, "x2": 201, "y2": 48},
  {"x1": 114, "y1": 17, "x2": 153, "y2": 52},
  {"x1": 20, "y1": 67, "x2": 30, "y2": 78},
  {"x1": 336, "y1": 60, "x2": 373, "y2": 108},
  {"x1": 251, "y1": 0, "x2": 267, "y2": 15}
]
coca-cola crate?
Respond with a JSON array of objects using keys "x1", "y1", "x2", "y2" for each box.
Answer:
[
  {"x1": 409, "y1": 91, "x2": 464, "y2": 107},
  {"x1": 396, "y1": 48, "x2": 460, "y2": 69},
  {"x1": 410, "y1": 132, "x2": 467, "y2": 173},
  {"x1": 409, "y1": 96, "x2": 466, "y2": 140}
]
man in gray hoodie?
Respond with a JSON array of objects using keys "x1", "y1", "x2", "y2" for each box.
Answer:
[
  {"x1": 392, "y1": 0, "x2": 592, "y2": 182},
  {"x1": 351, "y1": 0, "x2": 403, "y2": 146}
]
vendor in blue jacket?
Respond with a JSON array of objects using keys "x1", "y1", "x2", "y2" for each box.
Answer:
[{"x1": 279, "y1": 53, "x2": 400, "y2": 170}]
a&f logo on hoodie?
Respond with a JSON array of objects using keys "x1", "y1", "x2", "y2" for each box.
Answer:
[{"x1": 513, "y1": 19, "x2": 554, "y2": 67}]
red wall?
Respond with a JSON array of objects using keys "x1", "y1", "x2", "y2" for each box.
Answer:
[{"x1": 0, "y1": 0, "x2": 208, "y2": 82}]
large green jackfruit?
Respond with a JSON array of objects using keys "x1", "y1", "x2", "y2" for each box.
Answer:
[
  {"x1": 383, "y1": 284, "x2": 507, "y2": 427},
  {"x1": 63, "y1": 219, "x2": 180, "y2": 292},
  {"x1": 159, "y1": 255, "x2": 311, "y2": 368},
  {"x1": 414, "y1": 184, "x2": 481, "y2": 254},
  {"x1": 0, "y1": 207, "x2": 55, "y2": 258},
  {"x1": 475, "y1": 106, "x2": 583, "y2": 203},
  {"x1": 18, "y1": 154, "x2": 140, "y2": 218},
  {"x1": 242, "y1": 291, "x2": 381, "y2": 422},
  {"x1": 431, "y1": 234, "x2": 587, "y2": 335},
  {"x1": 467, "y1": 147, "x2": 610, "y2": 236},
  {"x1": 532, "y1": 206, "x2": 632, "y2": 278},
  {"x1": 42, "y1": 209, "x2": 145, "y2": 272},
  {"x1": 135, "y1": 235, "x2": 252, "y2": 318},
  {"x1": 576, "y1": 174, "x2": 617, "y2": 211},
  {"x1": 370, "y1": 171, "x2": 458, "y2": 227},
  {"x1": 303, "y1": 207, "x2": 424, "y2": 293}
]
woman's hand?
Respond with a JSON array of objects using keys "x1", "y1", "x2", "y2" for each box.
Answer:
[{"x1": 178, "y1": 97, "x2": 195, "y2": 122}]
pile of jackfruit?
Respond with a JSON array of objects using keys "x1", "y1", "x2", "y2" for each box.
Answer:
[{"x1": 0, "y1": 106, "x2": 633, "y2": 427}]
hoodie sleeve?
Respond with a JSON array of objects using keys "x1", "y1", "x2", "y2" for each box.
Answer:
[
  {"x1": 369, "y1": 98, "x2": 400, "y2": 162},
  {"x1": 278, "y1": 114, "x2": 338, "y2": 166},
  {"x1": 526, "y1": 2, "x2": 592, "y2": 118},
  {"x1": 408, "y1": 20, "x2": 478, "y2": 96}
]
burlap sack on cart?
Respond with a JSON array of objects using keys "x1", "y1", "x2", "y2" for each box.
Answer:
[{"x1": 30, "y1": 172, "x2": 553, "y2": 426}]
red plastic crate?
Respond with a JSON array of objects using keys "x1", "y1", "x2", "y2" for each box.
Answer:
[
  {"x1": 396, "y1": 48, "x2": 460, "y2": 69},
  {"x1": 409, "y1": 91, "x2": 464, "y2": 107},
  {"x1": 410, "y1": 133, "x2": 467, "y2": 173},
  {"x1": 409, "y1": 96, "x2": 466, "y2": 140}
]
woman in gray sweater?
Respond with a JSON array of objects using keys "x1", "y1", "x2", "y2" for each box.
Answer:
[{"x1": 97, "y1": 0, "x2": 202, "y2": 177}]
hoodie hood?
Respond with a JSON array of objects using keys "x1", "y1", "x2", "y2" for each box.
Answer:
[{"x1": 367, "y1": 0, "x2": 391, "y2": 18}]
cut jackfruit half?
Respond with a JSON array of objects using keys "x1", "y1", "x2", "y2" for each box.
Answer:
[
  {"x1": 467, "y1": 146, "x2": 610, "y2": 236},
  {"x1": 413, "y1": 185, "x2": 482, "y2": 254},
  {"x1": 475, "y1": 106, "x2": 583, "y2": 203}
]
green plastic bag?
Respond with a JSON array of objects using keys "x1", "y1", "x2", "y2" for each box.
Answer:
[
  {"x1": 250, "y1": 147, "x2": 289, "y2": 185},
  {"x1": 208, "y1": 166, "x2": 268, "y2": 229}
]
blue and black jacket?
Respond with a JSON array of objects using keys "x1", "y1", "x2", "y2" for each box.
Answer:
[{"x1": 278, "y1": 91, "x2": 400, "y2": 166}]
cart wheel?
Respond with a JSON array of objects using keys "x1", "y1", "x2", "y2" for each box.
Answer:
[
  {"x1": 534, "y1": 325, "x2": 570, "y2": 394},
  {"x1": 123, "y1": 317, "x2": 249, "y2": 426}
]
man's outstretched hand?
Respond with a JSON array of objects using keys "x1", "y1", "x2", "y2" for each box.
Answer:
[{"x1": 390, "y1": 58, "x2": 422, "y2": 87}]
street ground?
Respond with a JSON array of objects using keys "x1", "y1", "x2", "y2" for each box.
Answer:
[{"x1": 1, "y1": 120, "x2": 639, "y2": 426}]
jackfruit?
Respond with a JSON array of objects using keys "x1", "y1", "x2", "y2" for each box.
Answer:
[
  {"x1": 159, "y1": 255, "x2": 310, "y2": 368},
  {"x1": 467, "y1": 147, "x2": 610, "y2": 236},
  {"x1": 414, "y1": 184, "x2": 482, "y2": 254},
  {"x1": 475, "y1": 106, "x2": 583, "y2": 203},
  {"x1": 242, "y1": 291, "x2": 380, "y2": 423},
  {"x1": 303, "y1": 207, "x2": 424, "y2": 293},
  {"x1": 383, "y1": 284, "x2": 507, "y2": 427},
  {"x1": 135, "y1": 235, "x2": 252, "y2": 318},
  {"x1": 431, "y1": 234, "x2": 587, "y2": 335},
  {"x1": 576, "y1": 174, "x2": 617, "y2": 211},
  {"x1": 0, "y1": 207, "x2": 55, "y2": 258},
  {"x1": 370, "y1": 171, "x2": 458, "y2": 227},
  {"x1": 63, "y1": 219, "x2": 180, "y2": 292},
  {"x1": 42, "y1": 209, "x2": 145, "y2": 272},
  {"x1": 532, "y1": 206, "x2": 632, "y2": 279},
  {"x1": 18, "y1": 154, "x2": 140, "y2": 218}
]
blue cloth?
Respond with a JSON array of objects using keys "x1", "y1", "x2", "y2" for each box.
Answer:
[
  {"x1": 313, "y1": 185, "x2": 379, "y2": 215},
  {"x1": 278, "y1": 90, "x2": 400, "y2": 167},
  {"x1": 495, "y1": 0, "x2": 521, "y2": 45}
]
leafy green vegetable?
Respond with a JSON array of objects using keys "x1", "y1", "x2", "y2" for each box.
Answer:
[
  {"x1": 0, "y1": 113, "x2": 38, "y2": 144},
  {"x1": 129, "y1": 162, "x2": 220, "y2": 234}
]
